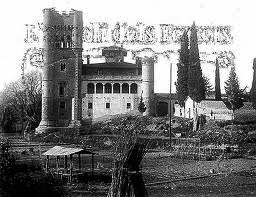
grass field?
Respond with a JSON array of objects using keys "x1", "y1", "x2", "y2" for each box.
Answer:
[{"x1": 67, "y1": 153, "x2": 256, "y2": 196}]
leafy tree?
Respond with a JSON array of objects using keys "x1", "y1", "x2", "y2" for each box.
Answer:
[
  {"x1": 215, "y1": 58, "x2": 222, "y2": 100},
  {"x1": 224, "y1": 66, "x2": 244, "y2": 112},
  {"x1": 176, "y1": 30, "x2": 189, "y2": 107},
  {"x1": 138, "y1": 94, "x2": 146, "y2": 114},
  {"x1": 203, "y1": 75, "x2": 214, "y2": 97},
  {"x1": 0, "y1": 106, "x2": 18, "y2": 133},
  {"x1": 0, "y1": 70, "x2": 42, "y2": 133},
  {"x1": 251, "y1": 58, "x2": 256, "y2": 108},
  {"x1": 187, "y1": 21, "x2": 205, "y2": 103}
]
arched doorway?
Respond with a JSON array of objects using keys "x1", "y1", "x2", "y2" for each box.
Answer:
[{"x1": 156, "y1": 101, "x2": 168, "y2": 116}]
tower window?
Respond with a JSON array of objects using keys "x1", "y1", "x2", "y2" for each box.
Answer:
[
  {"x1": 67, "y1": 35, "x2": 72, "y2": 48},
  {"x1": 55, "y1": 36, "x2": 61, "y2": 48},
  {"x1": 60, "y1": 63, "x2": 66, "y2": 71},
  {"x1": 127, "y1": 103, "x2": 131, "y2": 109},
  {"x1": 106, "y1": 103, "x2": 110, "y2": 109},
  {"x1": 88, "y1": 103, "x2": 93, "y2": 109},
  {"x1": 59, "y1": 86, "x2": 65, "y2": 97},
  {"x1": 59, "y1": 101, "x2": 66, "y2": 109}
]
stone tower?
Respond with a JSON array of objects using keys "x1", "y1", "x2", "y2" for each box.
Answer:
[
  {"x1": 37, "y1": 8, "x2": 83, "y2": 132},
  {"x1": 141, "y1": 57, "x2": 155, "y2": 115}
]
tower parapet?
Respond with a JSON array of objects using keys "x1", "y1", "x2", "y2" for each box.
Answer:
[{"x1": 141, "y1": 56, "x2": 155, "y2": 116}]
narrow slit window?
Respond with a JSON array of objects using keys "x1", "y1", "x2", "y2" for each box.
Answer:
[
  {"x1": 59, "y1": 101, "x2": 66, "y2": 109},
  {"x1": 59, "y1": 86, "x2": 65, "y2": 97}
]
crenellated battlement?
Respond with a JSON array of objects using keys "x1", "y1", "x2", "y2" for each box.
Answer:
[{"x1": 43, "y1": 8, "x2": 80, "y2": 17}]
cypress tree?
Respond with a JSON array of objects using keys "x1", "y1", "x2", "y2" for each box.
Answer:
[
  {"x1": 176, "y1": 30, "x2": 189, "y2": 107},
  {"x1": 215, "y1": 58, "x2": 222, "y2": 100},
  {"x1": 203, "y1": 74, "x2": 214, "y2": 97},
  {"x1": 251, "y1": 58, "x2": 256, "y2": 109},
  {"x1": 224, "y1": 66, "x2": 243, "y2": 111},
  {"x1": 138, "y1": 94, "x2": 146, "y2": 114},
  {"x1": 187, "y1": 21, "x2": 205, "y2": 103}
]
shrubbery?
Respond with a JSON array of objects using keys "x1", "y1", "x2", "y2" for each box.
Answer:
[{"x1": 0, "y1": 139, "x2": 67, "y2": 197}]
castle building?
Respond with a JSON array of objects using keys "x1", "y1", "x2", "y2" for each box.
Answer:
[{"x1": 36, "y1": 8, "x2": 156, "y2": 133}]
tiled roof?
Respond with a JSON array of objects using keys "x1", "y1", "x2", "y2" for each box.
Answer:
[
  {"x1": 199, "y1": 100, "x2": 230, "y2": 110},
  {"x1": 43, "y1": 146, "x2": 95, "y2": 156},
  {"x1": 82, "y1": 62, "x2": 139, "y2": 69},
  {"x1": 102, "y1": 45, "x2": 127, "y2": 52}
]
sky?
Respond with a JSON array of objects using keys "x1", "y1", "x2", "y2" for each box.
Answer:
[{"x1": 0, "y1": 0, "x2": 256, "y2": 93}]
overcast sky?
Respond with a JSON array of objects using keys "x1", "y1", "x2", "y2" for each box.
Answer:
[{"x1": 0, "y1": 0, "x2": 255, "y2": 93}]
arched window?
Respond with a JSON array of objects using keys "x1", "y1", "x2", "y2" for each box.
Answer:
[
  {"x1": 67, "y1": 35, "x2": 72, "y2": 48},
  {"x1": 105, "y1": 83, "x2": 112, "y2": 93},
  {"x1": 60, "y1": 63, "x2": 66, "y2": 71},
  {"x1": 113, "y1": 83, "x2": 120, "y2": 93},
  {"x1": 61, "y1": 36, "x2": 66, "y2": 48},
  {"x1": 96, "y1": 83, "x2": 103, "y2": 94},
  {"x1": 59, "y1": 85, "x2": 65, "y2": 97},
  {"x1": 156, "y1": 102, "x2": 168, "y2": 116},
  {"x1": 87, "y1": 83, "x2": 94, "y2": 94},
  {"x1": 122, "y1": 83, "x2": 129, "y2": 94},
  {"x1": 130, "y1": 83, "x2": 138, "y2": 94},
  {"x1": 55, "y1": 36, "x2": 61, "y2": 48}
]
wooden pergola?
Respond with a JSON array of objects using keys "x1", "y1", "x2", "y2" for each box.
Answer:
[{"x1": 43, "y1": 146, "x2": 96, "y2": 182}]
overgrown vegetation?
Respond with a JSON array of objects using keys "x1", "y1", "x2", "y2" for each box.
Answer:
[
  {"x1": 108, "y1": 116, "x2": 151, "y2": 197},
  {"x1": 31, "y1": 111, "x2": 256, "y2": 156},
  {"x1": 0, "y1": 139, "x2": 67, "y2": 197},
  {"x1": 0, "y1": 71, "x2": 42, "y2": 133}
]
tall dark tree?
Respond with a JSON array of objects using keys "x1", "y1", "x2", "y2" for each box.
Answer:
[
  {"x1": 215, "y1": 58, "x2": 222, "y2": 100},
  {"x1": 203, "y1": 75, "x2": 214, "y2": 97},
  {"x1": 251, "y1": 58, "x2": 256, "y2": 109},
  {"x1": 176, "y1": 30, "x2": 189, "y2": 107},
  {"x1": 224, "y1": 66, "x2": 244, "y2": 112},
  {"x1": 138, "y1": 94, "x2": 146, "y2": 114},
  {"x1": 187, "y1": 21, "x2": 205, "y2": 103}
]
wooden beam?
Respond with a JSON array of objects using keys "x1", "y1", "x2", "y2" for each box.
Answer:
[
  {"x1": 56, "y1": 156, "x2": 59, "y2": 170},
  {"x1": 46, "y1": 155, "x2": 49, "y2": 173},
  {"x1": 78, "y1": 154, "x2": 81, "y2": 170},
  {"x1": 91, "y1": 154, "x2": 94, "y2": 175},
  {"x1": 64, "y1": 155, "x2": 68, "y2": 169}
]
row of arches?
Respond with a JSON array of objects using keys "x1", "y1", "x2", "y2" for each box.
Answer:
[
  {"x1": 55, "y1": 35, "x2": 72, "y2": 48},
  {"x1": 87, "y1": 83, "x2": 138, "y2": 94}
]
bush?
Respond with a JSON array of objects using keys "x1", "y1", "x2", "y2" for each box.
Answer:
[{"x1": 0, "y1": 140, "x2": 67, "y2": 197}]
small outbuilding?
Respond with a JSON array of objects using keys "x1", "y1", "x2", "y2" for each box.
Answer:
[
  {"x1": 43, "y1": 146, "x2": 96, "y2": 182},
  {"x1": 174, "y1": 97, "x2": 233, "y2": 120}
]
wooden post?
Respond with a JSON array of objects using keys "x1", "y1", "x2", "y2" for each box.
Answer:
[
  {"x1": 64, "y1": 155, "x2": 68, "y2": 169},
  {"x1": 39, "y1": 143, "x2": 41, "y2": 158},
  {"x1": 56, "y1": 156, "x2": 59, "y2": 178},
  {"x1": 91, "y1": 154, "x2": 94, "y2": 175},
  {"x1": 69, "y1": 155, "x2": 73, "y2": 183},
  {"x1": 56, "y1": 156, "x2": 59, "y2": 170},
  {"x1": 46, "y1": 155, "x2": 49, "y2": 173},
  {"x1": 169, "y1": 63, "x2": 172, "y2": 149},
  {"x1": 78, "y1": 154, "x2": 81, "y2": 170}
]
